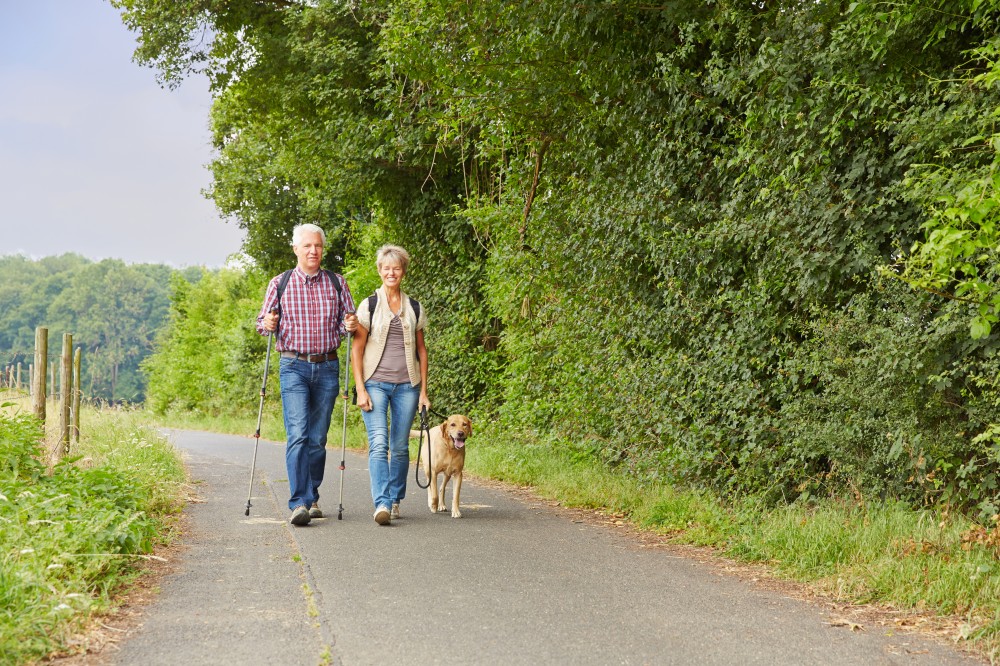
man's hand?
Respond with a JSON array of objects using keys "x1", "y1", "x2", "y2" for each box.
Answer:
[
  {"x1": 345, "y1": 312, "x2": 359, "y2": 334},
  {"x1": 262, "y1": 311, "x2": 279, "y2": 332}
]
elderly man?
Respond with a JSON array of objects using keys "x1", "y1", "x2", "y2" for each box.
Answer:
[{"x1": 256, "y1": 223, "x2": 357, "y2": 526}]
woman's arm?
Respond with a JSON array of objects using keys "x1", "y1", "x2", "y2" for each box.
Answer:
[
  {"x1": 351, "y1": 325, "x2": 371, "y2": 411},
  {"x1": 416, "y1": 328, "x2": 429, "y2": 412}
]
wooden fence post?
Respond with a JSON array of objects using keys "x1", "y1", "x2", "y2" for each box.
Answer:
[
  {"x1": 58, "y1": 333, "x2": 73, "y2": 458},
  {"x1": 32, "y1": 327, "x2": 47, "y2": 423},
  {"x1": 72, "y1": 347, "x2": 82, "y2": 444},
  {"x1": 16, "y1": 362, "x2": 22, "y2": 391}
]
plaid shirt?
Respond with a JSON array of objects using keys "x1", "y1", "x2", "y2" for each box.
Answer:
[{"x1": 256, "y1": 267, "x2": 355, "y2": 353}]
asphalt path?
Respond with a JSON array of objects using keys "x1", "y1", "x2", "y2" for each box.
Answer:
[{"x1": 106, "y1": 429, "x2": 984, "y2": 666}]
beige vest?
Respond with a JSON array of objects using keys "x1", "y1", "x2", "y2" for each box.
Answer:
[{"x1": 357, "y1": 286, "x2": 426, "y2": 385}]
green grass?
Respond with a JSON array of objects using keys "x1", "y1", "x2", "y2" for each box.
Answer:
[
  {"x1": 727, "y1": 502, "x2": 1000, "y2": 645},
  {"x1": 0, "y1": 396, "x2": 186, "y2": 665}
]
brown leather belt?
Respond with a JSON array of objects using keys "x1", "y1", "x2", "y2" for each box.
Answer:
[{"x1": 280, "y1": 351, "x2": 336, "y2": 363}]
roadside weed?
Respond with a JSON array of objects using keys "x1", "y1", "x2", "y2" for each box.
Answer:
[{"x1": 0, "y1": 401, "x2": 185, "y2": 664}]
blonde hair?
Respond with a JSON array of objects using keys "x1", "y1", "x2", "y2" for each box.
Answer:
[{"x1": 376, "y1": 244, "x2": 410, "y2": 274}]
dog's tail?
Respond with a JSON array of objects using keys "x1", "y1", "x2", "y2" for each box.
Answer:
[{"x1": 409, "y1": 430, "x2": 421, "y2": 439}]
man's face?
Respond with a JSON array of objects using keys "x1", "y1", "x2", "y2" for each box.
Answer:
[{"x1": 293, "y1": 231, "x2": 324, "y2": 274}]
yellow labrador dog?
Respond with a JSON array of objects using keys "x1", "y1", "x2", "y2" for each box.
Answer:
[{"x1": 411, "y1": 415, "x2": 472, "y2": 518}]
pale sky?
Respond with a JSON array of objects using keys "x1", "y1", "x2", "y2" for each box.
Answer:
[{"x1": 0, "y1": 0, "x2": 246, "y2": 267}]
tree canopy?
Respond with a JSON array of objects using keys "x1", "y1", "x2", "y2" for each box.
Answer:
[
  {"x1": 115, "y1": 0, "x2": 1000, "y2": 516},
  {"x1": 0, "y1": 254, "x2": 181, "y2": 402}
]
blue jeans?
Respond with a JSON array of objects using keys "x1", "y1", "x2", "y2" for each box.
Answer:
[
  {"x1": 279, "y1": 357, "x2": 339, "y2": 511},
  {"x1": 361, "y1": 381, "x2": 420, "y2": 509}
]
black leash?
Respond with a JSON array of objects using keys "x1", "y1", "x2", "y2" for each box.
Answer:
[
  {"x1": 427, "y1": 406, "x2": 450, "y2": 421},
  {"x1": 414, "y1": 406, "x2": 431, "y2": 489}
]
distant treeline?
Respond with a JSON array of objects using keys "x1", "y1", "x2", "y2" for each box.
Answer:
[{"x1": 0, "y1": 254, "x2": 201, "y2": 402}]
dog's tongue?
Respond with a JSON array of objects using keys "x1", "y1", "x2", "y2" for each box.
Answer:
[{"x1": 453, "y1": 438, "x2": 466, "y2": 449}]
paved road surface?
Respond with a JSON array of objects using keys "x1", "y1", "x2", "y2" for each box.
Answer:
[{"x1": 106, "y1": 429, "x2": 983, "y2": 665}]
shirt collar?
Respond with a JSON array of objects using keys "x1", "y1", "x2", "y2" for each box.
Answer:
[{"x1": 294, "y1": 266, "x2": 322, "y2": 284}]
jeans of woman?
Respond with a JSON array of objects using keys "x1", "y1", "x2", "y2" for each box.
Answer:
[
  {"x1": 361, "y1": 380, "x2": 420, "y2": 510},
  {"x1": 279, "y1": 357, "x2": 339, "y2": 511}
]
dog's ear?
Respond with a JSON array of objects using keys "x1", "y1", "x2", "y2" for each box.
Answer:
[
  {"x1": 440, "y1": 421, "x2": 449, "y2": 437},
  {"x1": 465, "y1": 418, "x2": 472, "y2": 436}
]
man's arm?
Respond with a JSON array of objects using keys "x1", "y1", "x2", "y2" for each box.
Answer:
[
  {"x1": 335, "y1": 273, "x2": 357, "y2": 336},
  {"x1": 255, "y1": 277, "x2": 279, "y2": 336}
]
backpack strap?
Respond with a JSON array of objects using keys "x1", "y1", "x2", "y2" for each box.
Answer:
[
  {"x1": 273, "y1": 270, "x2": 294, "y2": 316},
  {"x1": 323, "y1": 269, "x2": 343, "y2": 295}
]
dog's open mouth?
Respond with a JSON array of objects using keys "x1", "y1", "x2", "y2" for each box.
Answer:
[{"x1": 451, "y1": 435, "x2": 466, "y2": 450}]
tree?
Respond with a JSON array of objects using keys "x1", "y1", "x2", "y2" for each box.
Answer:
[
  {"x1": 1, "y1": 254, "x2": 173, "y2": 402},
  {"x1": 112, "y1": 0, "x2": 1000, "y2": 515}
]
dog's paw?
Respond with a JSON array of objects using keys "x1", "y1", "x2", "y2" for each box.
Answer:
[
  {"x1": 451, "y1": 509, "x2": 462, "y2": 518},
  {"x1": 428, "y1": 502, "x2": 438, "y2": 513}
]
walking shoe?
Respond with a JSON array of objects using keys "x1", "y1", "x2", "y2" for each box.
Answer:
[
  {"x1": 390, "y1": 503, "x2": 401, "y2": 520},
  {"x1": 290, "y1": 505, "x2": 311, "y2": 526},
  {"x1": 309, "y1": 503, "x2": 323, "y2": 519},
  {"x1": 373, "y1": 506, "x2": 391, "y2": 525}
]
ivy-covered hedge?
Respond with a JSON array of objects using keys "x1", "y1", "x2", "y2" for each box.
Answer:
[{"x1": 125, "y1": 1, "x2": 1000, "y2": 517}]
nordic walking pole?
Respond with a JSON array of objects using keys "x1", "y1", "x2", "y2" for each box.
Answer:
[
  {"x1": 337, "y1": 331, "x2": 352, "y2": 520},
  {"x1": 246, "y1": 324, "x2": 276, "y2": 516}
]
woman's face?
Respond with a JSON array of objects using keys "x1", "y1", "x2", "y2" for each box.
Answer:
[{"x1": 378, "y1": 259, "x2": 405, "y2": 289}]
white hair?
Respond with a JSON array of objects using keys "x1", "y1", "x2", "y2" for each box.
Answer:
[{"x1": 291, "y1": 223, "x2": 326, "y2": 247}]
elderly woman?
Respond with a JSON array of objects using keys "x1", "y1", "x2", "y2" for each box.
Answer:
[{"x1": 351, "y1": 244, "x2": 429, "y2": 525}]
